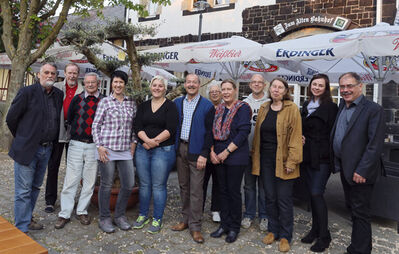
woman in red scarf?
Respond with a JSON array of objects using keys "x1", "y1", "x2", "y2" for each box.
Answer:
[{"x1": 209, "y1": 79, "x2": 251, "y2": 243}]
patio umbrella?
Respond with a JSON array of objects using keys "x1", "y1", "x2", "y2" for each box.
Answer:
[
  {"x1": 261, "y1": 22, "x2": 399, "y2": 104},
  {"x1": 140, "y1": 36, "x2": 263, "y2": 82}
]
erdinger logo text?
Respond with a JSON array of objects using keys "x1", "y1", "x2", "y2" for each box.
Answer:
[
  {"x1": 156, "y1": 52, "x2": 179, "y2": 61},
  {"x1": 276, "y1": 48, "x2": 335, "y2": 58}
]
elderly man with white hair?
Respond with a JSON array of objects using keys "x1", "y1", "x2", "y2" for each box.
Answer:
[{"x1": 55, "y1": 72, "x2": 105, "y2": 229}]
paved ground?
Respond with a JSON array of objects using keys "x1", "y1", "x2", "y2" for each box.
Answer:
[{"x1": 0, "y1": 152, "x2": 398, "y2": 254}]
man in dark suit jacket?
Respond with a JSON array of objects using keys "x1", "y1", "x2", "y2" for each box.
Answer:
[
  {"x1": 6, "y1": 63, "x2": 63, "y2": 233},
  {"x1": 331, "y1": 72, "x2": 385, "y2": 254}
]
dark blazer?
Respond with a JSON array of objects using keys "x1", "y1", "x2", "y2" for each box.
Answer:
[
  {"x1": 301, "y1": 100, "x2": 338, "y2": 171},
  {"x1": 6, "y1": 83, "x2": 63, "y2": 165},
  {"x1": 330, "y1": 96, "x2": 385, "y2": 185}
]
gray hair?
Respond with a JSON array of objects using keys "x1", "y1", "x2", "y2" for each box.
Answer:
[
  {"x1": 206, "y1": 80, "x2": 221, "y2": 95},
  {"x1": 40, "y1": 62, "x2": 58, "y2": 73},
  {"x1": 150, "y1": 75, "x2": 168, "y2": 87},
  {"x1": 84, "y1": 72, "x2": 99, "y2": 81}
]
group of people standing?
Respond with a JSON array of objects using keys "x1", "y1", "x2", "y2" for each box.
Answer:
[{"x1": 7, "y1": 61, "x2": 385, "y2": 254}]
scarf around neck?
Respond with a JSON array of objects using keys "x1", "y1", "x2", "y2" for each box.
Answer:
[{"x1": 213, "y1": 100, "x2": 248, "y2": 141}]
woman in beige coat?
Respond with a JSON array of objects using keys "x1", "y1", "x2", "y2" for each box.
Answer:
[{"x1": 252, "y1": 77, "x2": 302, "y2": 252}]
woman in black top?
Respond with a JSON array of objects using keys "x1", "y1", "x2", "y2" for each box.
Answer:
[
  {"x1": 300, "y1": 74, "x2": 338, "y2": 252},
  {"x1": 133, "y1": 75, "x2": 179, "y2": 234}
]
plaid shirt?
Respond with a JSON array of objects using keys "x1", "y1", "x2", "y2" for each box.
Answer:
[
  {"x1": 180, "y1": 94, "x2": 200, "y2": 141},
  {"x1": 92, "y1": 94, "x2": 137, "y2": 151}
]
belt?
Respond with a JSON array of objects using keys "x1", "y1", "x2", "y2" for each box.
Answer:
[
  {"x1": 40, "y1": 142, "x2": 52, "y2": 147},
  {"x1": 75, "y1": 138, "x2": 93, "y2": 144},
  {"x1": 180, "y1": 139, "x2": 189, "y2": 144}
]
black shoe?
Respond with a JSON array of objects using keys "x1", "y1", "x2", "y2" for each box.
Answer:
[
  {"x1": 310, "y1": 232, "x2": 331, "y2": 253},
  {"x1": 210, "y1": 227, "x2": 228, "y2": 238},
  {"x1": 301, "y1": 229, "x2": 318, "y2": 244},
  {"x1": 225, "y1": 231, "x2": 238, "y2": 243},
  {"x1": 44, "y1": 205, "x2": 55, "y2": 213}
]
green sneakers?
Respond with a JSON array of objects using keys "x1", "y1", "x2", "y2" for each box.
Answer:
[
  {"x1": 147, "y1": 219, "x2": 162, "y2": 234},
  {"x1": 132, "y1": 215, "x2": 149, "y2": 229}
]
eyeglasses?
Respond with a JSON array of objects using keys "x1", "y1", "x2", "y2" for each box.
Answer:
[
  {"x1": 209, "y1": 91, "x2": 221, "y2": 94},
  {"x1": 84, "y1": 81, "x2": 98, "y2": 84},
  {"x1": 339, "y1": 83, "x2": 360, "y2": 90}
]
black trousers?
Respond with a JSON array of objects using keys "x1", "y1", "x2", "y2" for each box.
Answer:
[
  {"x1": 340, "y1": 172, "x2": 374, "y2": 254},
  {"x1": 203, "y1": 162, "x2": 220, "y2": 212},
  {"x1": 215, "y1": 163, "x2": 245, "y2": 233},
  {"x1": 45, "y1": 141, "x2": 68, "y2": 206}
]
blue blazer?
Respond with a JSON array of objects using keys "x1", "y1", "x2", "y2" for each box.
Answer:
[
  {"x1": 7, "y1": 83, "x2": 63, "y2": 165},
  {"x1": 330, "y1": 96, "x2": 385, "y2": 185},
  {"x1": 174, "y1": 95, "x2": 214, "y2": 161}
]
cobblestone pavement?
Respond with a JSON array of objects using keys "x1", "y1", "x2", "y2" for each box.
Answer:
[{"x1": 0, "y1": 152, "x2": 398, "y2": 254}]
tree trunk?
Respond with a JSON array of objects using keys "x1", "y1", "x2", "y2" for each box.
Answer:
[
  {"x1": 125, "y1": 38, "x2": 142, "y2": 91},
  {"x1": 0, "y1": 59, "x2": 30, "y2": 152}
]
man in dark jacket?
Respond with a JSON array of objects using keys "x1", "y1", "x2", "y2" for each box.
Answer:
[
  {"x1": 6, "y1": 63, "x2": 63, "y2": 232},
  {"x1": 331, "y1": 72, "x2": 385, "y2": 254},
  {"x1": 171, "y1": 74, "x2": 214, "y2": 243}
]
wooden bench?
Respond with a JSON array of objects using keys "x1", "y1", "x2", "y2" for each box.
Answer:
[{"x1": 0, "y1": 216, "x2": 47, "y2": 254}]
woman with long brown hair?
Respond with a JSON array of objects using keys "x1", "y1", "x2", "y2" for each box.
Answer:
[{"x1": 300, "y1": 74, "x2": 338, "y2": 252}]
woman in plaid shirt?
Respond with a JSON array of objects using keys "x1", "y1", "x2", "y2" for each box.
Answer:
[{"x1": 92, "y1": 70, "x2": 137, "y2": 233}]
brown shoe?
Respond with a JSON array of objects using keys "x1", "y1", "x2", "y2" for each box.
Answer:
[
  {"x1": 76, "y1": 214, "x2": 91, "y2": 225},
  {"x1": 190, "y1": 231, "x2": 205, "y2": 243},
  {"x1": 171, "y1": 222, "x2": 188, "y2": 231},
  {"x1": 54, "y1": 217, "x2": 70, "y2": 229},
  {"x1": 279, "y1": 238, "x2": 290, "y2": 252},
  {"x1": 28, "y1": 219, "x2": 44, "y2": 230},
  {"x1": 263, "y1": 232, "x2": 275, "y2": 245}
]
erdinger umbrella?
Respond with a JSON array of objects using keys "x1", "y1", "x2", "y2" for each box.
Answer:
[
  {"x1": 261, "y1": 22, "x2": 399, "y2": 103},
  {"x1": 152, "y1": 60, "x2": 310, "y2": 84},
  {"x1": 140, "y1": 36, "x2": 263, "y2": 81}
]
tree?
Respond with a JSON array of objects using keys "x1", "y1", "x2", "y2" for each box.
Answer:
[
  {"x1": 0, "y1": 0, "x2": 170, "y2": 151},
  {"x1": 61, "y1": 19, "x2": 161, "y2": 91}
]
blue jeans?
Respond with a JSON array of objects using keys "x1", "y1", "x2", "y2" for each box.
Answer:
[
  {"x1": 243, "y1": 161, "x2": 267, "y2": 219},
  {"x1": 261, "y1": 151, "x2": 294, "y2": 242},
  {"x1": 135, "y1": 143, "x2": 175, "y2": 221},
  {"x1": 98, "y1": 159, "x2": 134, "y2": 220},
  {"x1": 303, "y1": 163, "x2": 331, "y2": 196},
  {"x1": 14, "y1": 145, "x2": 52, "y2": 232}
]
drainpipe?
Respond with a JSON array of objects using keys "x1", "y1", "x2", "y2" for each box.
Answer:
[{"x1": 376, "y1": 0, "x2": 382, "y2": 24}]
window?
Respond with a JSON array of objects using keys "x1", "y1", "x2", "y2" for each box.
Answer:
[
  {"x1": 0, "y1": 69, "x2": 10, "y2": 101},
  {"x1": 147, "y1": 1, "x2": 158, "y2": 17},
  {"x1": 214, "y1": 0, "x2": 229, "y2": 6}
]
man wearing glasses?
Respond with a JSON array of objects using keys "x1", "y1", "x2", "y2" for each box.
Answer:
[
  {"x1": 55, "y1": 73, "x2": 104, "y2": 229},
  {"x1": 242, "y1": 74, "x2": 269, "y2": 231},
  {"x1": 331, "y1": 72, "x2": 385, "y2": 254}
]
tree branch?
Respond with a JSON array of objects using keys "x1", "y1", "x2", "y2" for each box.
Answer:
[
  {"x1": 126, "y1": 36, "x2": 141, "y2": 90},
  {"x1": 30, "y1": 0, "x2": 75, "y2": 64},
  {"x1": 20, "y1": 0, "x2": 28, "y2": 24},
  {"x1": 40, "y1": 0, "x2": 63, "y2": 20},
  {"x1": 0, "y1": 0, "x2": 16, "y2": 58},
  {"x1": 81, "y1": 46, "x2": 113, "y2": 77}
]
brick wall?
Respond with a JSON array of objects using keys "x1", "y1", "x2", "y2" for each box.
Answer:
[
  {"x1": 137, "y1": 0, "x2": 397, "y2": 47},
  {"x1": 243, "y1": 0, "x2": 396, "y2": 44}
]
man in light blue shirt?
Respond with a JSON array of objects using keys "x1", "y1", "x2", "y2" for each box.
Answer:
[{"x1": 172, "y1": 74, "x2": 214, "y2": 244}]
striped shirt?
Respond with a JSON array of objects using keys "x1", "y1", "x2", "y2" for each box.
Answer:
[
  {"x1": 92, "y1": 93, "x2": 137, "y2": 151},
  {"x1": 180, "y1": 94, "x2": 200, "y2": 141}
]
